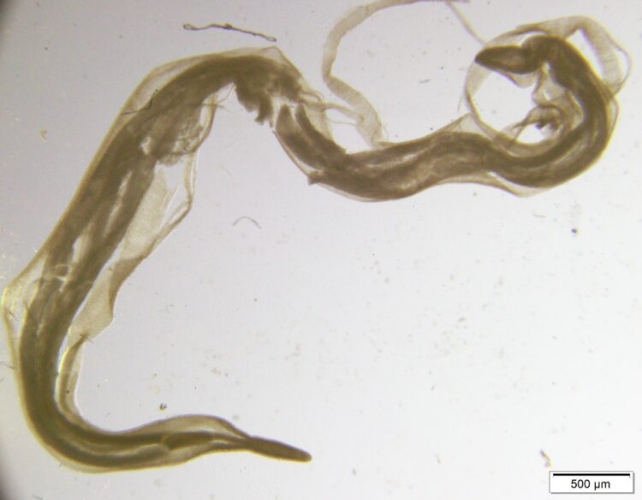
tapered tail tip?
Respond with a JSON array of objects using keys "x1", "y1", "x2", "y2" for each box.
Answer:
[{"x1": 249, "y1": 436, "x2": 312, "y2": 462}]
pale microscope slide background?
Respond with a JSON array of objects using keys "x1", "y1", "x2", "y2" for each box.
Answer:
[{"x1": 0, "y1": 0, "x2": 640, "y2": 499}]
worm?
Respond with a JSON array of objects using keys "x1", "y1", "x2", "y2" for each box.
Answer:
[{"x1": 1, "y1": 1, "x2": 627, "y2": 472}]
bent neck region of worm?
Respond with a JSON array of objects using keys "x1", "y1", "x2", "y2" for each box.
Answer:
[{"x1": 1, "y1": 0, "x2": 628, "y2": 472}]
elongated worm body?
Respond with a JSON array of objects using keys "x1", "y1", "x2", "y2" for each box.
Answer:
[{"x1": 1, "y1": 1, "x2": 627, "y2": 472}]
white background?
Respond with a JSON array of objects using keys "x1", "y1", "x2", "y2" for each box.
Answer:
[{"x1": 0, "y1": 0, "x2": 640, "y2": 499}]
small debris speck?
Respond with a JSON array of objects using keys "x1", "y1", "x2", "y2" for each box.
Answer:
[{"x1": 540, "y1": 449, "x2": 551, "y2": 468}]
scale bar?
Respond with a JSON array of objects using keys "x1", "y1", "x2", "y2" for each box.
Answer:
[{"x1": 549, "y1": 471, "x2": 634, "y2": 494}]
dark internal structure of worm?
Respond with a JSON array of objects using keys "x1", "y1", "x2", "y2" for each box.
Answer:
[{"x1": 1, "y1": 0, "x2": 628, "y2": 472}]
